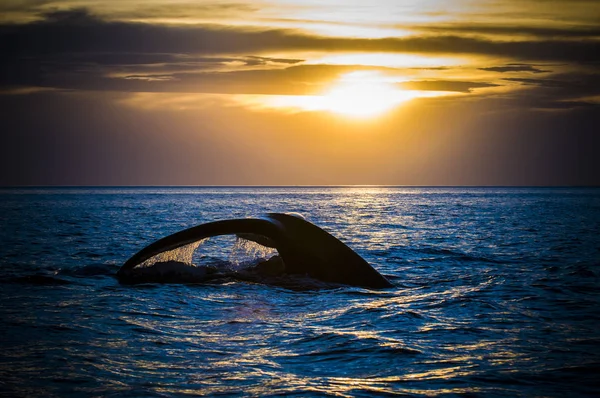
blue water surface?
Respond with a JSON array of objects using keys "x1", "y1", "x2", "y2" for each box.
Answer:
[{"x1": 1, "y1": 187, "x2": 599, "y2": 396}]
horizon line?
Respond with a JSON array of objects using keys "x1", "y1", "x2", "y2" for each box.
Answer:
[{"x1": 2, "y1": 184, "x2": 599, "y2": 189}]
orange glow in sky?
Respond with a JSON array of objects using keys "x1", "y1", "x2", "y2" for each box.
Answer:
[
  {"x1": 1, "y1": 0, "x2": 598, "y2": 185},
  {"x1": 249, "y1": 72, "x2": 446, "y2": 117}
]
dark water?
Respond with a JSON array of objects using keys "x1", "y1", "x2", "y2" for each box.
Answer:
[{"x1": 1, "y1": 187, "x2": 599, "y2": 397}]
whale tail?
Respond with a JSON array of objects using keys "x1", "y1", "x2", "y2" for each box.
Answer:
[{"x1": 117, "y1": 213, "x2": 392, "y2": 289}]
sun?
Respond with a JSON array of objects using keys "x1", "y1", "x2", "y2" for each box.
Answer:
[
  {"x1": 318, "y1": 72, "x2": 408, "y2": 117},
  {"x1": 240, "y1": 71, "x2": 436, "y2": 117}
]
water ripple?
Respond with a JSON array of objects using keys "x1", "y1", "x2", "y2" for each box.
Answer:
[{"x1": 1, "y1": 187, "x2": 599, "y2": 396}]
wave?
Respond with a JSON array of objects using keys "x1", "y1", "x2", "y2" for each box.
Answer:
[
  {"x1": 8, "y1": 274, "x2": 73, "y2": 286},
  {"x1": 379, "y1": 245, "x2": 505, "y2": 265}
]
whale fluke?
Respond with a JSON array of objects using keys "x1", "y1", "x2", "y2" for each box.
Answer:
[{"x1": 117, "y1": 213, "x2": 392, "y2": 289}]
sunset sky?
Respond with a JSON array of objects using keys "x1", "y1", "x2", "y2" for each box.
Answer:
[{"x1": 1, "y1": 0, "x2": 598, "y2": 185}]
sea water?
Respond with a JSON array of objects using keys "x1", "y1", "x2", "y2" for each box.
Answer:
[{"x1": 0, "y1": 187, "x2": 599, "y2": 396}]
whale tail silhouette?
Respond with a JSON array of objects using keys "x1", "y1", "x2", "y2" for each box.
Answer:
[{"x1": 117, "y1": 213, "x2": 392, "y2": 288}]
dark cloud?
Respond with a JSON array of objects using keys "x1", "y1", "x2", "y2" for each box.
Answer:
[
  {"x1": 2, "y1": 9, "x2": 599, "y2": 63},
  {"x1": 500, "y1": 72, "x2": 600, "y2": 110},
  {"x1": 504, "y1": 72, "x2": 600, "y2": 92},
  {"x1": 2, "y1": 9, "x2": 598, "y2": 109},
  {"x1": 1, "y1": 6, "x2": 597, "y2": 111},
  {"x1": 69, "y1": 53, "x2": 220, "y2": 66},
  {"x1": 400, "y1": 80, "x2": 499, "y2": 93},
  {"x1": 479, "y1": 64, "x2": 550, "y2": 73},
  {"x1": 0, "y1": 63, "x2": 397, "y2": 95},
  {"x1": 503, "y1": 77, "x2": 569, "y2": 87},
  {"x1": 414, "y1": 23, "x2": 600, "y2": 39},
  {"x1": 109, "y1": 2, "x2": 259, "y2": 20},
  {"x1": 0, "y1": 51, "x2": 313, "y2": 93},
  {"x1": 243, "y1": 56, "x2": 304, "y2": 66},
  {"x1": 0, "y1": 0, "x2": 52, "y2": 13},
  {"x1": 2, "y1": 54, "x2": 597, "y2": 110}
]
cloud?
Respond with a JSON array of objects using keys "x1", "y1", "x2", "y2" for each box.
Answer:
[
  {"x1": 400, "y1": 80, "x2": 499, "y2": 93},
  {"x1": 500, "y1": 72, "x2": 600, "y2": 109},
  {"x1": 102, "y1": 2, "x2": 260, "y2": 22},
  {"x1": 2, "y1": 54, "x2": 597, "y2": 112},
  {"x1": 503, "y1": 72, "x2": 600, "y2": 93},
  {"x1": 414, "y1": 23, "x2": 600, "y2": 39},
  {"x1": 2, "y1": 9, "x2": 599, "y2": 63},
  {"x1": 0, "y1": 58, "x2": 398, "y2": 95},
  {"x1": 0, "y1": 0, "x2": 52, "y2": 13},
  {"x1": 503, "y1": 77, "x2": 568, "y2": 87},
  {"x1": 0, "y1": 52, "x2": 307, "y2": 88},
  {"x1": 1, "y1": 8, "x2": 598, "y2": 110},
  {"x1": 479, "y1": 64, "x2": 550, "y2": 73},
  {"x1": 243, "y1": 56, "x2": 304, "y2": 66}
]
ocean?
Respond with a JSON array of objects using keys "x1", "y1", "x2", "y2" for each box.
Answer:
[{"x1": 1, "y1": 186, "x2": 599, "y2": 397}]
